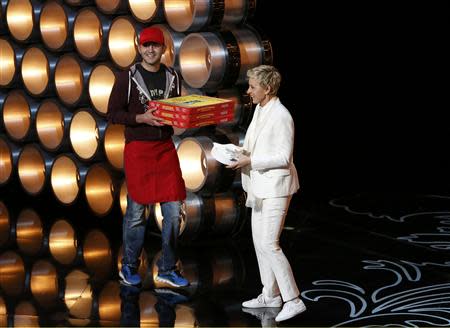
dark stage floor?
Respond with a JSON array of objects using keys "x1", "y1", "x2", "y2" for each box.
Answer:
[{"x1": 1, "y1": 189, "x2": 450, "y2": 327}]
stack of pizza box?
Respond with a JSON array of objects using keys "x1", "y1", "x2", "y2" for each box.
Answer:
[{"x1": 150, "y1": 95, "x2": 235, "y2": 128}]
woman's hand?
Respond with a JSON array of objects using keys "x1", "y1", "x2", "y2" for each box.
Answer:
[{"x1": 226, "y1": 154, "x2": 251, "y2": 170}]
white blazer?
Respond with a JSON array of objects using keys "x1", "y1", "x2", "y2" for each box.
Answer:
[{"x1": 241, "y1": 97, "x2": 300, "y2": 199}]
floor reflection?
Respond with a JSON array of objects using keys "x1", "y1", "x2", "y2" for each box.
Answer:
[
  {"x1": 2, "y1": 192, "x2": 450, "y2": 326},
  {"x1": 0, "y1": 195, "x2": 250, "y2": 326},
  {"x1": 242, "y1": 307, "x2": 281, "y2": 328},
  {"x1": 119, "y1": 285, "x2": 192, "y2": 327}
]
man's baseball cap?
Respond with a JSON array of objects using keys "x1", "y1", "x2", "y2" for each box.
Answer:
[{"x1": 139, "y1": 27, "x2": 165, "y2": 46}]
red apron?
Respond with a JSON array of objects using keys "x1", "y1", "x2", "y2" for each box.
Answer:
[{"x1": 124, "y1": 139, "x2": 186, "y2": 204}]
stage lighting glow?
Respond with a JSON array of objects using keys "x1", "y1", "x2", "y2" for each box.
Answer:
[
  {"x1": 0, "y1": 38, "x2": 15, "y2": 86},
  {"x1": 98, "y1": 280, "x2": 121, "y2": 324},
  {"x1": 163, "y1": 0, "x2": 195, "y2": 32},
  {"x1": 36, "y1": 100, "x2": 65, "y2": 151},
  {"x1": 95, "y1": 0, "x2": 121, "y2": 13},
  {"x1": 30, "y1": 260, "x2": 59, "y2": 308},
  {"x1": 0, "y1": 139, "x2": 13, "y2": 185},
  {"x1": 85, "y1": 165, "x2": 115, "y2": 216},
  {"x1": 108, "y1": 17, "x2": 138, "y2": 69},
  {"x1": 179, "y1": 33, "x2": 223, "y2": 89},
  {"x1": 17, "y1": 145, "x2": 46, "y2": 195},
  {"x1": 6, "y1": 0, "x2": 33, "y2": 41},
  {"x1": 3, "y1": 90, "x2": 31, "y2": 141},
  {"x1": 177, "y1": 140, "x2": 206, "y2": 191},
  {"x1": 0, "y1": 295, "x2": 6, "y2": 326},
  {"x1": 104, "y1": 123, "x2": 125, "y2": 170},
  {"x1": 69, "y1": 110, "x2": 99, "y2": 160},
  {"x1": 83, "y1": 230, "x2": 112, "y2": 279},
  {"x1": 0, "y1": 251, "x2": 25, "y2": 297},
  {"x1": 139, "y1": 291, "x2": 158, "y2": 326},
  {"x1": 229, "y1": 27, "x2": 265, "y2": 83},
  {"x1": 129, "y1": 0, "x2": 158, "y2": 22},
  {"x1": 73, "y1": 9, "x2": 103, "y2": 60},
  {"x1": 13, "y1": 301, "x2": 38, "y2": 327},
  {"x1": 49, "y1": 219, "x2": 77, "y2": 265},
  {"x1": 0, "y1": 202, "x2": 10, "y2": 247},
  {"x1": 55, "y1": 55, "x2": 83, "y2": 106},
  {"x1": 212, "y1": 193, "x2": 237, "y2": 234},
  {"x1": 88, "y1": 64, "x2": 116, "y2": 115},
  {"x1": 119, "y1": 179, "x2": 127, "y2": 215},
  {"x1": 165, "y1": 0, "x2": 251, "y2": 32},
  {"x1": 50, "y1": 155, "x2": 80, "y2": 205},
  {"x1": 40, "y1": 0, "x2": 68, "y2": 50},
  {"x1": 21, "y1": 47, "x2": 49, "y2": 96},
  {"x1": 64, "y1": 270, "x2": 93, "y2": 319},
  {"x1": 16, "y1": 208, "x2": 44, "y2": 255}
]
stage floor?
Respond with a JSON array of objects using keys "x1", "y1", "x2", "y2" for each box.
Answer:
[{"x1": 1, "y1": 190, "x2": 450, "y2": 327}]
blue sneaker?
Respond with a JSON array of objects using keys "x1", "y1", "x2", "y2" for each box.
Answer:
[
  {"x1": 155, "y1": 270, "x2": 189, "y2": 287},
  {"x1": 119, "y1": 265, "x2": 142, "y2": 286}
]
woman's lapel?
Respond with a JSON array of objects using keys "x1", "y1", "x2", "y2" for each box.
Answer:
[{"x1": 247, "y1": 98, "x2": 278, "y2": 154}]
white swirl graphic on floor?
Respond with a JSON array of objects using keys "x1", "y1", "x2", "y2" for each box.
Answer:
[
  {"x1": 301, "y1": 260, "x2": 450, "y2": 327},
  {"x1": 329, "y1": 195, "x2": 450, "y2": 250},
  {"x1": 397, "y1": 213, "x2": 450, "y2": 250},
  {"x1": 329, "y1": 194, "x2": 450, "y2": 223}
]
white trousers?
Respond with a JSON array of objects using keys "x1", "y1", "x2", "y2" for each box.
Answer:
[{"x1": 251, "y1": 196, "x2": 300, "y2": 301}]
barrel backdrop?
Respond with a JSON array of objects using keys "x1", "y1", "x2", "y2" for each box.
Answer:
[{"x1": 0, "y1": 0, "x2": 283, "y2": 241}]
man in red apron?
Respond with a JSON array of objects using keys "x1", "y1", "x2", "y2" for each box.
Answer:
[{"x1": 108, "y1": 26, "x2": 188, "y2": 288}]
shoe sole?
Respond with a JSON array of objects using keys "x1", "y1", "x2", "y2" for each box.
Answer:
[
  {"x1": 155, "y1": 275, "x2": 189, "y2": 288},
  {"x1": 154, "y1": 289, "x2": 189, "y2": 303},
  {"x1": 275, "y1": 305, "x2": 306, "y2": 322},
  {"x1": 119, "y1": 271, "x2": 141, "y2": 286},
  {"x1": 155, "y1": 288, "x2": 183, "y2": 295},
  {"x1": 242, "y1": 303, "x2": 282, "y2": 308}
]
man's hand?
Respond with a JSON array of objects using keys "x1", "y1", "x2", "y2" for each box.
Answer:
[
  {"x1": 136, "y1": 108, "x2": 165, "y2": 126},
  {"x1": 226, "y1": 154, "x2": 251, "y2": 170}
]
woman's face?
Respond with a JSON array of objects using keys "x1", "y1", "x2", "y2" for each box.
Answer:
[{"x1": 247, "y1": 77, "x2": 270, "y2": 106}]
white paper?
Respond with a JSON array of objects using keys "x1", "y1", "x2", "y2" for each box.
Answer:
[{"x1": 211, "y1": 143, "x2": 242, "y2": 165}]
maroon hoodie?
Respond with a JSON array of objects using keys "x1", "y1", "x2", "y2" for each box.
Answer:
[{"x1": 107, "y1": 63, "x2": 181, "y2": 143}]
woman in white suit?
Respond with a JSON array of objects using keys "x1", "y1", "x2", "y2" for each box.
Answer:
[{"x1": 227, "y1": 65, "x2": 306, "y2": 322}]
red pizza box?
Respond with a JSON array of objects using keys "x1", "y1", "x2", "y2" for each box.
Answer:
[
  {"x1": 158, "y1": 113, "x2": 235, "y2": 128},
  {"x1": 149, "y1": 94, "x2": 235, "y2": 115},
  {"x1": 154, "y1": 107, "x2": 234, "y2": 122}
]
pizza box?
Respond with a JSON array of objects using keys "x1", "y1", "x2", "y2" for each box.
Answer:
[
  {"x1": 154, "y1": 107, "x2": 234, "y2": 122},
  {"x1": 157, "y1": 113, "x2": 235, "y2": 128},
  {"x1": 149, "y1": 94, "x2": 235, "y2": 115}
]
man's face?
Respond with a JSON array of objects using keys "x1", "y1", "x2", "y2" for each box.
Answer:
[{"x1": 138, "y1": 42, "x2": 166, "y2": 66}]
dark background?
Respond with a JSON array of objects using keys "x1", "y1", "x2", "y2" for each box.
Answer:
[{"x1": 251, "y1": 1, "x2": 449, "y2": 197}]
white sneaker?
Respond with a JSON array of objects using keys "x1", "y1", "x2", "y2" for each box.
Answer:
[
  {"x1": 275, "y1": 298, "x2": 306, "y2": 322},
  {"x1": 242, "y1": 294, "x2": 283, "y2": 308}
]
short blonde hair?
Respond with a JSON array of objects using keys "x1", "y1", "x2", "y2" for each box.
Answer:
[{"x1": 247, "y1": 65, "x2": 281, "y2": 96}]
